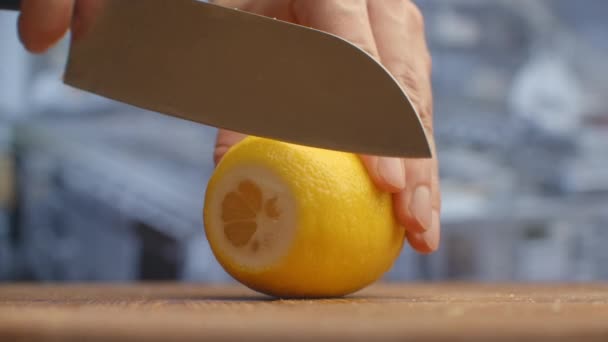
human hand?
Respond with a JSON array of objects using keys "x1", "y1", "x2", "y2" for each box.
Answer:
[
  {"x1": 16, "y1": 0, "x2": 102, "y2": 53},
  {"x1": 213, "y1": 0, "x2": 441, "y2": 253}
]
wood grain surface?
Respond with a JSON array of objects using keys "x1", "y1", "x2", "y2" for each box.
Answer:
[{"x1": 1, "y1": 282, "x2": 607, "y2": 341}]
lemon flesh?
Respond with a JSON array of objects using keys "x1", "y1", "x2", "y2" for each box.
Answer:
[{"x1": 203, "y1": 137, "x2": 405, "y2": 298}]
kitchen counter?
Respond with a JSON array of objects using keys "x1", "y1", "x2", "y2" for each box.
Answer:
[{"x1": 1, "y1": 282, "x2": 607, "y2": 341}]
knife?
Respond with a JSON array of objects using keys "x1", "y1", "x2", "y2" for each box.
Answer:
[{"x1": 1, "y1": 0, "x2": 431, "y2": 158}]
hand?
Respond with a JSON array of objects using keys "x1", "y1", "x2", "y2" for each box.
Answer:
[
  {"x1": 16, "y1": 0, "x2": 102, "y2": 53},
  {"x1": 213, "y1": 0, "x2": 441, "y2": 254}
]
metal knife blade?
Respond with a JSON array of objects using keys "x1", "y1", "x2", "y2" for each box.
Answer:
[{"x1": 62, "y1": 0, "x2": 431, "y2": 158}]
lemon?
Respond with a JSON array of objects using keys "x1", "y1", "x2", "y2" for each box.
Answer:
[{"x1": 203, "y1": 136, "x2": 405, "y2": 298}]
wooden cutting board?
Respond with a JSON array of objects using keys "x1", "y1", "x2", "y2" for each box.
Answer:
[{"x1": 1, "y1": 282, "x2": 607, "y2": 341}]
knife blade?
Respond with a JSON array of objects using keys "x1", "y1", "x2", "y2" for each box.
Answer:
[{"x1": 2, "y1": 0, "x2": 431, "y2": 158}]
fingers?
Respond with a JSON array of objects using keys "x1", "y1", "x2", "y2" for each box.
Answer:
[
  {"x1": 214, "y1": 129, "x2": 247, "y2": 165},
  {"x1": 394, "y1": 157, "x2": 441, "y2": 253},
  {"x1": 405, "y1": 209, "x2": 440, "y2": 253},
  {"x1": 18, "y1": 0, "x2": 74, "y2": 53},
  {"x1": 359, "y1": 156, "x2": 406, "y2": 192},
  {"x1": 367, "y1": 0, "x2": 440, "y2": 252}
]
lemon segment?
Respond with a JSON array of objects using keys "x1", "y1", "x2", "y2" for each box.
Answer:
[{"x1": 205, "y1": 165, "x2": 297, "y2": 270}]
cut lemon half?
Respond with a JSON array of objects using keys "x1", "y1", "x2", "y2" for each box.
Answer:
[{"x1": 203, "y1": 136, "x2": 405, "y2": 298}]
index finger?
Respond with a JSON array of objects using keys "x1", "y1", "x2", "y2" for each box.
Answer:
[{"x1": 18, "y1": 0, "x2": 74, "y2": 53}]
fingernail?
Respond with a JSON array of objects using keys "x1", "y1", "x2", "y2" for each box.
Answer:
[
  {"x1": 406, "y1": 210, "x2": 440, "y2": 254},
  {"x1": 377, "y1": 157, "x2": 405, "y2": 190},
  {"x1": 409, "y1": 186, "x2": 432, "y2": 231},
  {"x1": 425, "y1": 210, "x2": 441, "y2": 251}
]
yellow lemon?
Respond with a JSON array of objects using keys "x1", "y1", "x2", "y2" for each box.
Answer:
[{"x1": 203, "y1": 136, "x2": 405, "y2": 298}]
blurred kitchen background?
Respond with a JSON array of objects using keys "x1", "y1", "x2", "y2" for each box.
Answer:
[{"x1": 1, "y1": 0, "x2": 607, "y2": 283}]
